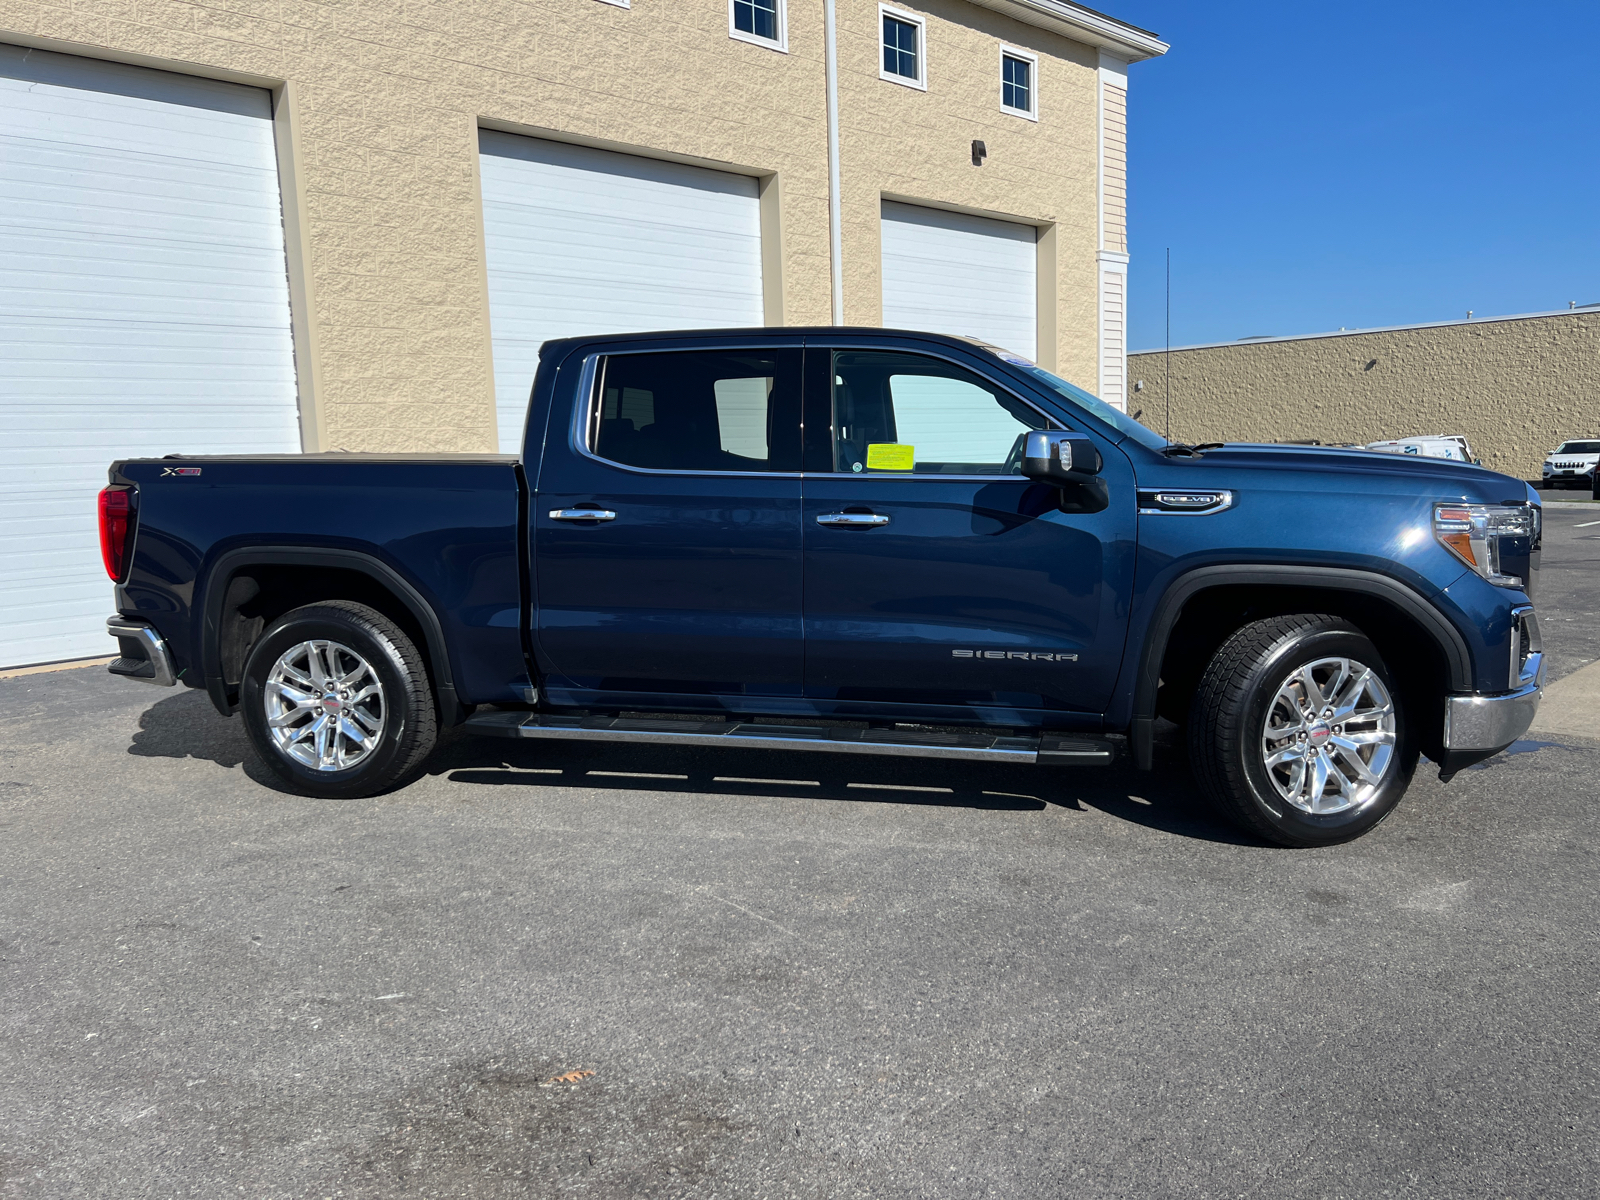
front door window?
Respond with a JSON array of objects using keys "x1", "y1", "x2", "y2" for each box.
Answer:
[{"x1": 828, "y1": 350, "x2": 1048, "y2": 476}]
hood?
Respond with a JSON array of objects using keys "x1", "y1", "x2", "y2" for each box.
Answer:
[{"x1": 1147, "y1": 443, "x2": 1529, "y2": 501}]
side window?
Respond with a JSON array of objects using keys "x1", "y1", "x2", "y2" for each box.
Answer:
[
  {"x1": 879, "y1": 5, "x2": 926, "y2": 89},
  {"x1": 829, "y1": 351, "x2": 1049, "y2": 475},
  {"x1": 731, "y1": 0, "x2": 785, "y2": 49},
  {"x1": 590, "y1": 349, "x2": 799, "y2": 473},
  {"x1": 1001, "y1": 49, "x2": 1037, "y2": 119}
]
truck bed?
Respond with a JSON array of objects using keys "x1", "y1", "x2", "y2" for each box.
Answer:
[{"x1": 109, "y1": 453, "x2": 525, "y2": 712}]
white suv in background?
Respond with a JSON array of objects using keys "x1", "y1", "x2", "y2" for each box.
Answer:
[
  {"x1": 1541, "y1": 439, "x2": 1600, "y2": 489},
  {"x1": 1365, "y1": 434, "x2": 1477, "y2": 463}
]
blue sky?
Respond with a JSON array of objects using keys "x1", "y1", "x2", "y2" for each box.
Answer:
[{"x1": 1109, "y1": 1, "x2": 1600, "y2": 351}]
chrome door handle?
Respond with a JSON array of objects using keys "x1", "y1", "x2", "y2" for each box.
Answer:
[
  {"x1": 815, "y1": 512, "x2": 890, "y2": 528},
  {"x1": 549, "y1": 508, "x2": 617, "y2": 521}
]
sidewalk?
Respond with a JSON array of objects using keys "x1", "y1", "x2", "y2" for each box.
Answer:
[{"x1": 1530, "y1": 659, "x2": 1600, "y2": 742}]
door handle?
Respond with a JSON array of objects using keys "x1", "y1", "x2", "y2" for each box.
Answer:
[
  {"x1": 815, "y1": 512, "x2": 890, "y2": 528},
  {"x1": 549, "y1": 508, "x2": 617, "y2": 521}
]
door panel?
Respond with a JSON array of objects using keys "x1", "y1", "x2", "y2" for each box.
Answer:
[
  {"x1": 535, "y1": 346, "x2": 804, "y2": 705},
  {"x1": 800, "y1": 347, "x2": 1136, "y2": 721}
]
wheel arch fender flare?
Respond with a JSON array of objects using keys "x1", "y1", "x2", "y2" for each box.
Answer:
[
  {"x1": 1126, "y1": 564, "x2": 1474, "y2": 769},
  {"x1": 198, "y1": 545, "x2": 460, "y2": 723}
]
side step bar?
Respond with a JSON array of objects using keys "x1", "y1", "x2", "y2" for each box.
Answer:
[{"x1": 462, "y1": 711, "x2": 1114, "y2": 766}]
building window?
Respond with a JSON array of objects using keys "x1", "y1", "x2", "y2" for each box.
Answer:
[
  {"x1": 880, "y1": 6, "x2": 926, "y2": 90},
  {"x1": 731, "y1": 0, "x2": 786, "y2": 50},
  {"x1": 1001, "y1": 48, "x2": 1037, "y2": 119}
]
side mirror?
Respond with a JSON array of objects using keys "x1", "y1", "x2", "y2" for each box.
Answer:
[{"x1": 1022, "y1": 431, "x2": 1102, "y2": 483}]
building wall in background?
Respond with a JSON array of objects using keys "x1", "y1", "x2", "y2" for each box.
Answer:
[
  {"x1": 1128, "y1": 311, "x2": 1600, "y2": 478},
  {"x1": 834, "y1": 0, "x2": 1104, "y2": 390},
  {"x1": 0, "y1": 0, "x2": 1158, "y2": 454}
]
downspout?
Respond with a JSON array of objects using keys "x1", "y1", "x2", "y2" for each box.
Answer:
[{"x1": 824, "y1": 0, "x2": 843, "y2": 324}]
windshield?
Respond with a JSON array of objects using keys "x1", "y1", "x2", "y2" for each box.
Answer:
[
  {"x1": 975, "y1": 346, "x2": 1170, "y2": 451},
  {"x1": 1557, "y1": 441, "x2": 1600, "y2": 454}
]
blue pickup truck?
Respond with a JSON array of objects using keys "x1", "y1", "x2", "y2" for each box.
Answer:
[{"x1": 100, "y1": 329, "x2": 1544, "y2": 847}]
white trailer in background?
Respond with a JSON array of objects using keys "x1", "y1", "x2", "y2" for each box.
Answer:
[{"x1": 1364, "y1": 435, "x2": 1477, "y2": 464}]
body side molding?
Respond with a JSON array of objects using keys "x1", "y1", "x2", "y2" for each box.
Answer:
[
  {"x1": 198, "y1": 545, "x2": 461, "y2": 722},
  {"x1": 1128, "y1": 564, "x2": 1474, "y2": 770}
]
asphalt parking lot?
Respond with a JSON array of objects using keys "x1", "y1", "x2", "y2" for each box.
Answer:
[{"x1": 2, "y1": 510, "x2": 1597, "y2": 1199}]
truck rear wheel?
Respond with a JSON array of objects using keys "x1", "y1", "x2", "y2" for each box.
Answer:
[
  {"x1": 240, "y1": 601, "x2": 438, "y2": 799},
  {"x1": 1189, "y1": 614, "x2": 1417, "y2": 847}
]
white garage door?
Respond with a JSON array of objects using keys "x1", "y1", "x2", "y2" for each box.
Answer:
[
  {"x1": 479, "y1": 132, "x2": 764, "y2": 452},
  {"x1": 881, "y1": 200, "x2": 1038, "y2": 361},
  {"x1": 0, "y1": 46, "x2": 299, "y2": 668}
]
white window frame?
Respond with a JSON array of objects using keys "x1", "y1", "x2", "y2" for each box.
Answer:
[
  {"x1": 879, "y1": 4, "x2": 927, "y2": 92},
  {"x1": 594, "y1": 0, "x2": 630, "y2": 8},
  {"x1": 1000, "y1": 45, "x2": 1038, "y2": 121},
  {"x1": 729, "y1": 0, "x2": 787, "y2": 51}
]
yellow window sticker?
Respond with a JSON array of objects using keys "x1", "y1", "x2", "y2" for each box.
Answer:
[{"x1": 865, "y1": 443, "x2": 915, "y2": 471}]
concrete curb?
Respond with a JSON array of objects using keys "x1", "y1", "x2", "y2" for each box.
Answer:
[
  {"x1": 0, "y1": 656, "x2": 114, "y2": 681},
  {"x1": 1529, "y1": 659, "x2": 1600, "y2": 741}
]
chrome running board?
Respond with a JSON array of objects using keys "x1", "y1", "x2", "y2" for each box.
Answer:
[{"x1": 463, "y1": 711, "x2": 1113, "y2": 766}]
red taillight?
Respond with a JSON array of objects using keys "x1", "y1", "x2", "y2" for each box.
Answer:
[{"x1": 98, "y1": 486, "x2": 135, "y2": 582}]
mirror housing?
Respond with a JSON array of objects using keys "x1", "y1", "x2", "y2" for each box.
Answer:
[{"x1": 1022, "y1": 432, "x2": 1102, "y2": 483}]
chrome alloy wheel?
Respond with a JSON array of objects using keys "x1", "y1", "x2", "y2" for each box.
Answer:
[
  {"x1": 263, "y1": 639, "x2": 386, "y2": 772},
  {"x1": 1261, "y1": 656, "x2": 1396, "y2": 815}
]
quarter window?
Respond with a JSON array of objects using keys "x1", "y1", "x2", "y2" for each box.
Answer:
[
  {"x1": 590, "y1": 350, "x2": 801, "y2": 473},
  {"x1": 731, "y1": 0, "x2": 784, "y2": 47},
  {"x1": 828, "y1": 351, "x2": 1049, "y2": 476},
  {"x1": 880, "y1": 7, "x2": 925, "y2": 88},
  {"x1": 1002, "y1": 51, "x2": 1035, "y2": 117}
]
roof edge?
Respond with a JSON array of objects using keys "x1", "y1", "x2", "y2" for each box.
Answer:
[
  {"x1": 964, "y1": 0, "x2": 1169, "y2": 60},
  {"x1": 1131, "y1": 306, "x2": 1600, "y2": 356}
]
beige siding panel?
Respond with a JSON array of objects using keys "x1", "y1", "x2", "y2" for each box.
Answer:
[{"x1": 1100, "y1": 80, "x2": 1128, "y2": 255}]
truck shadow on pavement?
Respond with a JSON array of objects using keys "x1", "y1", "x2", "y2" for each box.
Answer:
[
  {"x1": 125, "y1": 688, "x2": 279, "y2": 786},
  {"x1": 427, "y1": 724, "x2": 1255, "y2": 845},
  {"x1": 123, "y1": 690, "x2": 1252, "y2": 844}
]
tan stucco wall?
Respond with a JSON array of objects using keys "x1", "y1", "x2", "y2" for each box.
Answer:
[
  {"x1": 1128, "y1": 312, "x2": 1600, "y2": 478},
  {"x1": 2, "y1": 0, "x2": 1118, "y2": 452}
]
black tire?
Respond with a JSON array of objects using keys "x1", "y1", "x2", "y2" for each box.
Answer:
[
  {"x1": 240, "y1": 601, "x2": 438, "y2": 799},
  {"x1": 1188, "y1": 614, "x2": 1418, "y2": 847}
]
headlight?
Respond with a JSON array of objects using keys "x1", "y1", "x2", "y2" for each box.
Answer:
[{"x1": 1433, "y1": 503, "x2": 1537, "y2": 589}]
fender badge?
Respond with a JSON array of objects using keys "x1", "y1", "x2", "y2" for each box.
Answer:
[
  {"x1": 159, "y1": 467, "x2": 202, "y2": 477},
  {"x1": 952, "y1": 649, "x2": 1078, "y2": 662}
]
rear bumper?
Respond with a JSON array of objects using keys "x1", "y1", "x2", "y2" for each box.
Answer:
[
  {"x1": 1442, "y1": 679, "x2": 1540, "y2": 751},
  {"x1": 106, "y1": 616, "x2": 176, "y2": 686}
]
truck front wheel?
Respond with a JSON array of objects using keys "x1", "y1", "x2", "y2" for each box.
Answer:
[
  {"x1": 240, "y1": 601, "x2": 439, "y2": 799},
  {"x1": 1189, "y1": 614, "x2": 1418, "y2": 847}
]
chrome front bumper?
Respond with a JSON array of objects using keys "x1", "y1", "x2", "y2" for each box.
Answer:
[
  {"x1": 1443, "y1": 606, "x2": 1545, "y2": 752},
  {"x1": 106, "y1": 616, "x2": 177, "y2": 686},
  {"x1": 1442, "y1": 680, "x2": 1541, "y2": 751}
]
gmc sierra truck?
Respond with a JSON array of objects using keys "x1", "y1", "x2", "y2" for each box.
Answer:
[{"x1": 100, "y1": 328, "x2": 1544, "y2": 847}]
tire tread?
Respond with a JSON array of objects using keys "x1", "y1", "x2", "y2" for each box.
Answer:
[
  {"x1": 243, "y1": 600, "x2": 437, "y2": 797},
  {"x1": 1190, "y1": 613, "x2": 1366, "y2": 844}
]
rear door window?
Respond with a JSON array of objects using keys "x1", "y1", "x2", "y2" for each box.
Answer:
[{"x1": 590, "y1": 349, "x2": 802, "y2": 473}]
